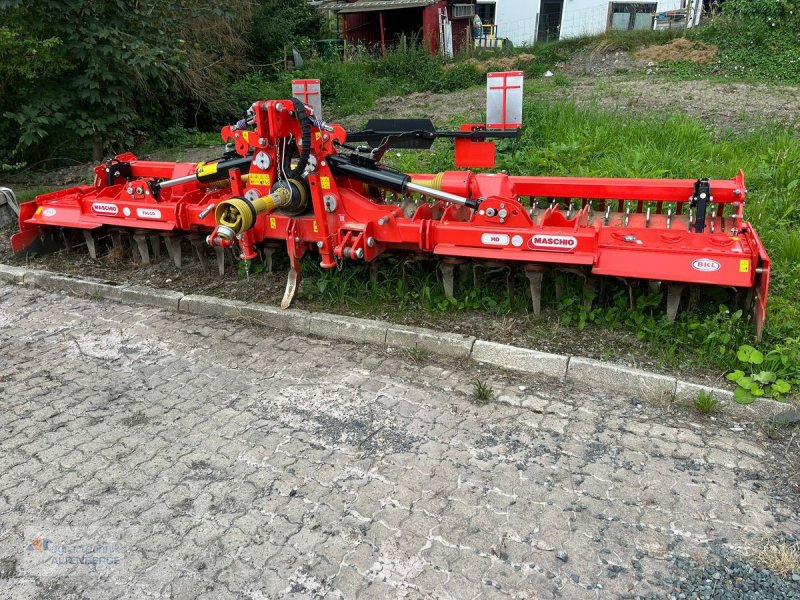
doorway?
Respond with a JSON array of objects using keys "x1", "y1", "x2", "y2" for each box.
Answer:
[{"x1": 537, "y1": 0, "x2": 564, "y2": 42}]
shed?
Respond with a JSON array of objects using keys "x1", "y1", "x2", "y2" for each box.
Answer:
[{"x1": 333, "y1": 0, "x2": 477, "y2": 56}]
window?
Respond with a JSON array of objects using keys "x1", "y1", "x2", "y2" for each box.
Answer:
[
  {"x1": 476, "y1": 2, "x2": 496, "y2": 24},
  {"x1": 609, "y1": 2, "x2": 658, "y2": 31},
  {"x1": 452, "y1": 4, "x2": 475, "y2": 18}
]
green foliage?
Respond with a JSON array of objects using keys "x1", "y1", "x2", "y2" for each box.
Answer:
[
  {"x1": 694, "y1": 390, "x2": 722, "y2": 415},
  {"x1": 406, "y1": 346, "x2": 431, "y2": 364},
  {"x1": 665, "y1": 0, "x2": 800, "y2": 84},
  {"x1": 248, "y1": 0, "x2": 324, "y2": 67},
  {"x1": 229, "y1": 45, "x2": 484, "y2": 118},
  {"x1": 472, "y1": 379, "x2": 494, "y2": 403},
  {"x1": 726, "y1": 341, "x2": 798, "y2": 403},
  {"x1": 0, "y1": 0, "x2": 249, "y2": 165}
]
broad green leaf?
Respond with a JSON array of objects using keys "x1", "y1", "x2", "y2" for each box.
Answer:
[
  {"x1": 734, "y1": 386, "x2": 755, "y2": 404},
  {"x1": 752, "y1": 371, "x2": 776, "y2": 384},
  {"x1": 726, "y1": 370, "x2": 746, "y2": 382},
  {"x1": 773, "y1": 379, "x2": 791, "y2": 394}
]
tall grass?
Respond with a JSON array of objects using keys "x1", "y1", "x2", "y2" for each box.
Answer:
[{"x1": 229, "y1": 45, "x2": 486, "y2": 118}]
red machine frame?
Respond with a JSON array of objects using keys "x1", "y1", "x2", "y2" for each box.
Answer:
[{"x1": 10, "y1": 74, "x2": 771, "y2": 339}]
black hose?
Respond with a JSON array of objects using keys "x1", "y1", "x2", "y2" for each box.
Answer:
[{"x1": 288, "y1": 97, "x2": 312, "y2": 179}]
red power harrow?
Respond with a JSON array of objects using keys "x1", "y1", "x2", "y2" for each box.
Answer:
[{"x1": 10, "y1": 73, "x2": 771, "y2": 339}]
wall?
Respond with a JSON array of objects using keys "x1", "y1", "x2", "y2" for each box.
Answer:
[
  {"x1": 486, "y1": 0, "x2": 683, "y2": 45},
  {"x1": 560, "y1": 0, "x2": 683, "y2": 39},
  {"x1": 485, "y1": 0, "x2": 538, "y2": 46}
]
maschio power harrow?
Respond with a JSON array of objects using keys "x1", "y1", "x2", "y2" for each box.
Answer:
[{"x1": 10, "y1": 73, "x2": 771, "y2": 339}]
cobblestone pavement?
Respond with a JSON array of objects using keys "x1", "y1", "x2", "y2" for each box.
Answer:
[{"x1": 0, "y1": 283, "x2": 798, "y2": 599}]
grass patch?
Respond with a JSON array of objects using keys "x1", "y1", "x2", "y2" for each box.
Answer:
[
  {"x1": 406, "y1": 346, "x2": 431, "y2": 364},
  {"x1": 693, "y1": 390, "x2": 722, "y2": 416},
  {"x1": 753, "y1": 540, "x2": 800, "y2": 577},
  {"x1": 473, "y1": 379, "x2": 494, "y2": 403}
]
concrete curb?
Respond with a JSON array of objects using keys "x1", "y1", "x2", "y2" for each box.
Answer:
[
  {"x1": 310, "y1": 312, "x2": 387, "y2": 345},
  {"x1": 0, "y1": 264, "x2": 26, "y2": 284},
  {"x1": 122, "y1": 285, "x2": 183, "y2": 311},
  {"x1": 568, "y1": 357, "x2": 677, "y2": 402},
  {"x1": 471, "y1": 340, "x2": 568, "y2": 380},
  {"x1": 387, "y1": 324, "x2": 475, "y2": 359},
  {"x1": 4, "y1": 264, "x2": 793, "y2": 420}
]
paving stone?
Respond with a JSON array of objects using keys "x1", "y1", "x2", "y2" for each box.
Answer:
[{"x1": 0, "y1": 282, "x2": 797, "y2": 600}]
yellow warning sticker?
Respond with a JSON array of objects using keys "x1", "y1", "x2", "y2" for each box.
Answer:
[
  {"x1": 249, "y1": 173, "x2": 271, "y2": 187},
  {"x1": 320, "y1": 176, "x2": 331, "y2": 190},
  {"x1": 740, "y1": 259, "x2": 750, "y2": 273},
  {"x1": 269, "y1": 217, "x2": 277, "y2": 230},
  {"x1": 313, "y1": 221, "x2": 318, "y2": 233}
]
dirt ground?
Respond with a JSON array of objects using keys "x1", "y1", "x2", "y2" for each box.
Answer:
[{"x1": 342, "y1": 72, "x2": 800, "y2": 134}]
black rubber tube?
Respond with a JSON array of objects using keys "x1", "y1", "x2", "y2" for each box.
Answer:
[
  {"x1": 327, "y1": 155, "x2": 410, "y2": 192},
  {"x1": 288, "y1": 97, "x2": 312, "y2": 179}
]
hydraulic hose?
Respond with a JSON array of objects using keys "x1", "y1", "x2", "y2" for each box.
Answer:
[{"x1": 288, "y1": 97, "x2": 312, "y2": 179}]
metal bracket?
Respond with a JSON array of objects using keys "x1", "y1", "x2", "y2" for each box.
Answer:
[{"x1": 691, "y1": 178, "x2": 711, "y2": 233}]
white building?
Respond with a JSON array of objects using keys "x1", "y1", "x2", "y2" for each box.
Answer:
[{"x1": 476, "y1": 0, "x2": 694, "y2": 46}]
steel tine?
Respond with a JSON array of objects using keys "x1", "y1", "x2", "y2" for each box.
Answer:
[
  {"x1": 59, "y1": 229, "x2": 73, "y2": 252},
  {"x1": 666, "y1": 283, "x2": 685, "y2": 321},
  {"x1": 440, "y1": 261, "x2": 456, "y2": 299},
  {"x1": 554, "y1": 270, "x2": 565, "y2": 301},
  {"x1": 190, "y1": 234, "x2": 209, "y2": 271},
  {"x1": 149, "y1": 234, "x2": 161, "y2": 261},
  {"x1": 582, "y1": 275, "x2": 597, "y2": 311},
  {"x1": 162, "y1": 233, "x2": 182, "y2": 268},
  {"x1": 82, "y1": 230, "x2": 97, "y2": 259},
  {"x1": 524, "y1": 266, "x2": 544, "y2": 316},
  {"x1": 505, "y1": 265, "x2": 515, "y2": 298},
  {"x1": 472, "y1": 263, "x2": 482, "y2": 289},
  {"x1": 214, "y1": 246, "x2": 226, "y2": 276},
  {"x1": 133, "y1": 231, "x2": 150, "y2": 265},
  {"x1": 369, "y1": 260, "x2": 379, "y2": 285}
]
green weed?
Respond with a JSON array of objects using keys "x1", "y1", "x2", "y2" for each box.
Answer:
[
  {"x1": 727, "y1": 341, "x2": 798, "y2": 403},
  {"x1": 693, "y1": 390, "x2": 722, "y2": 416},
  {"x1": 473, "y1": 379, "x2": 494, "y2": 403},
  {"x1": 406, "y1": 346, "x2": 431, "y2": 364}
]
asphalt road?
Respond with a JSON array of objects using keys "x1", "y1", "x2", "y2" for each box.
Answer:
[{"x1": 0, "y1": 283, "x2": 797, "y2": 599}]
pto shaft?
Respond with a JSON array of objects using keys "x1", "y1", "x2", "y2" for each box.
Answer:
[{"x1": 212, "y1": 179, "x2": 308, "y2": 242}]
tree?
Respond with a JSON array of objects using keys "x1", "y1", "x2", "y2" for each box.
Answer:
[{"x1": 0, "y1": 0, "x2": 250, "y2": 164}]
